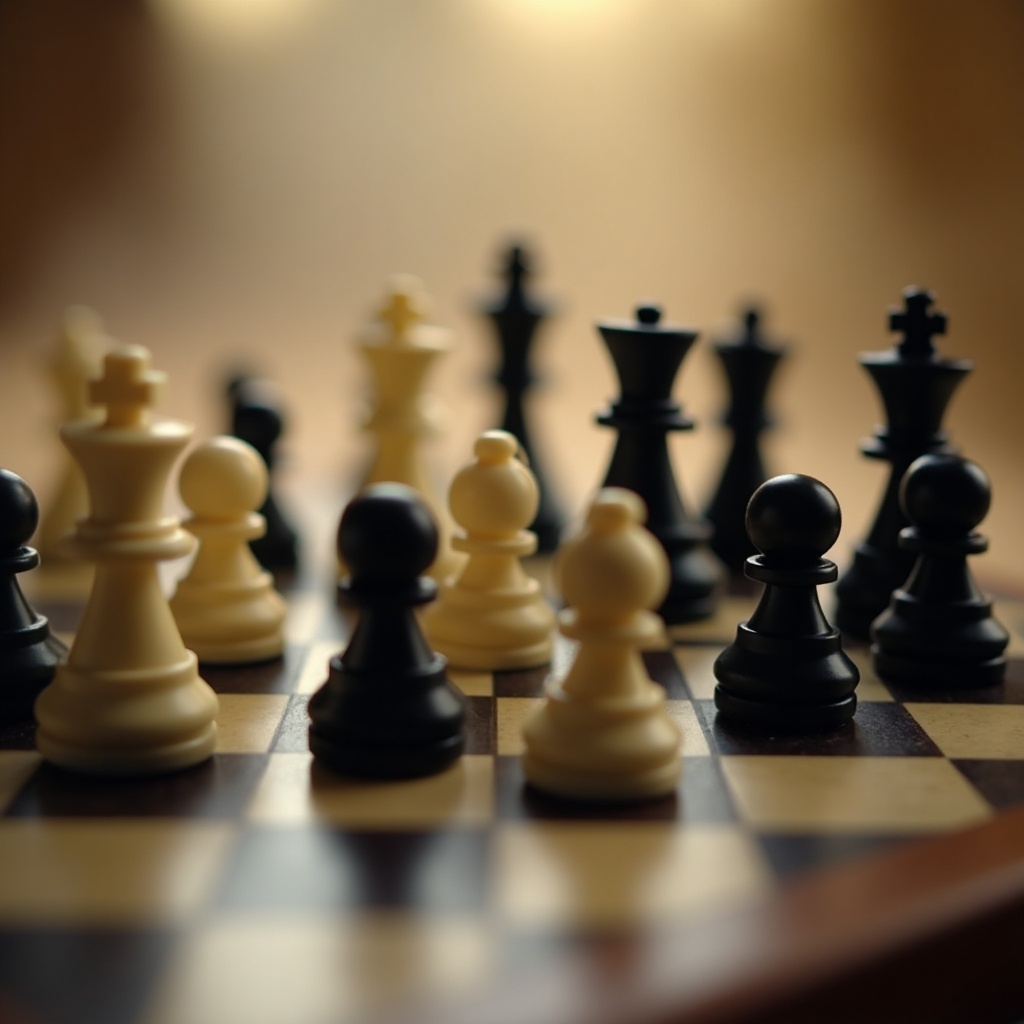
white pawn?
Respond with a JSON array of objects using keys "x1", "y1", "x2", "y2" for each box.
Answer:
[
  {"x1": 422, "y1": 430, "x2": 555, "y2": 670},
  {"x1": 35, "y1": 345, "x2": 219, "y2": 775},
  {"x1": 521, "y1": 488, "x2": 681, "y2": 801},
  {"x1": 171, "y1": 437, "x2": 286, "y2": 664}
]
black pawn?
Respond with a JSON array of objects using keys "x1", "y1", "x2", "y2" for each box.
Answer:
[
  {"x1": 705, "y1": 306, "x2": 786, "y2": 574},
  {"x1": 596, "y1": 303, "x2": 723, "y2": 622},
  {"x1": 871, "y1": 454, "x2": 1008, "y2": 688},
  {"x1": 308, "y1": 483, "x2": 466, "y2": 778},
  {"x1": 835, "y1": 288, "x2": 971, "y2": 638},
  {"x1": 0, "y1": 469, "x2": 67, "y2": 725},
  {"x1": 228, "y1": 375, "x2": 299, "y2": 572},
  {"x1": 714, "y1": 474, "x2": 859, "y2": 733},
  {"x1": 480, "y1": 243, "x2": 565, "y2": 553}
]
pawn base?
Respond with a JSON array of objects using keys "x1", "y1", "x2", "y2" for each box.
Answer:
[
  {"x1": 309, "y1": 729, "x2": 464, "y2": 780},
  {"x1": 36, "y1": 725, "x2": 217, "y2": 777},
  {"x1": 714, "y1": 686, "x2": 857, "y2": 734},
  {"x1": 522, "y1": 750, "x2": 680, "y2": 802},
  {"x1": 871, "y1": 644, "x2": 1006, "y2": 690}
]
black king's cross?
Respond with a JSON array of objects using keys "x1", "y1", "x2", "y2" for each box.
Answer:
[{"x1": 889, "y1": 287, "x2": 948, "y2": 358}]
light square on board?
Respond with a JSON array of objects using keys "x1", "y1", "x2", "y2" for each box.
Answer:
[
  {"x1": 494, "y1": 821, "x2": 770, "y2": 929},
  {"x1": 0, "y1": 821, "x2": 233, "y2": 925},
  {"x1": 247, "y1": 752, "x2": 494, "y2": 827},
  {"x1": 294, "y1": 640, "x2": 338, "y2": 694},
  {"x1": 449, "y1": 668, "x2": 493, "y2": 697},
  {"x1": 215, "y1": 694, "x2": 290, "y2": 754},
  {"x1": 721, "y1": 756, "x2": 993, "y2": 833},
  {"x1": 144, "y1": 912, "x2": 492, "y2": 1024},
  {"x1": 906, "y1": 703, "x2": 1024, "y2": 760}
]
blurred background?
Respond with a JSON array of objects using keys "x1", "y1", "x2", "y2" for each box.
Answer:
[{"x1": 1, "y1": 0, "x2": 1022, "y2": 584}]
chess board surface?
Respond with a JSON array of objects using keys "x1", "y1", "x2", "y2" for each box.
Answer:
[{"x1": 4, "y1": 553, "x2": 1024, "y2": 1024}]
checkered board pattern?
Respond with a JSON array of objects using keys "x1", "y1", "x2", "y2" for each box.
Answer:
[{"x1": 1, "y1": 573, "x2": 1023, "y2": 1024}]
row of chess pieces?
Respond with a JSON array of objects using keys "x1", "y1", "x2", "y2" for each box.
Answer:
[{"x1": 2, "y1": 263, "x2": 1012, "y2": 800}]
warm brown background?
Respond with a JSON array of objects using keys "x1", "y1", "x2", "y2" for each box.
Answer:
[{"x1": 1, "y1": 0, "x2": 1022, "y2": 585}]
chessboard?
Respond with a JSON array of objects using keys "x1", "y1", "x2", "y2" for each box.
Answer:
[{"x1": 3, "y1": 545, "x2": 1024, "y2": 1024}]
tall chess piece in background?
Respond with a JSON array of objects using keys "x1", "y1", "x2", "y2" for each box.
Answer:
[
  {"x1": 835, "y1": 288, "x2": 971, "y2": 638},
  {"x1": 704, "y1": 306, "x2": 786, "y2": 575},
  {"x1": 35, "y1": 346, "x2": 219, "y2": 775},
  {"x1": 595, "y1": 304, "x2": 723, "y2": 623},
  {"x1": 0, "y1": 469, "x2": 67, "y2": 725},
  {"x1": 357, "y1": 276, "x2": 461, "y2": 582},
  {"x1": 36, "y1": 307, "x2": 106, "y2": 580},
  {"x1": 228, "y1": 374, "x2": 300, "y2": 573},
  {"x1": 478, "y1": 243, "x2": 565, "y2": 553}
]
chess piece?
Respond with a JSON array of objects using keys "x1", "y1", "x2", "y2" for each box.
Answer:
[
  {"x1": 34, "y1": 346, "x2": 219, "y2": 775},
  {"x1": 36, "y1": 307, "x2": 106, "y2": 577},
  {"x1": 521, "y1": 488, "x2": 682, "y2": 802},
  {"x1": 479, "y1": 242, "x2": 565, "y2": 553},
  {"x1": 595, "y1": 303, "x2": 723, "y2": 623},
  {"x1": 171, "y1": 436, "x2": 287, "y2": 664},
  {"x1": 357, "y1": 276, "x2": 461, "y2": 582},
  {"x1": 228, "y1": 375, "x2": 299, "y2": 572},
  {"x1": 308, "y1": 483, "x2": 466, "y2": 778},
  {"x1": 422, "y1": 430, "x2": 555, "y2": 670},
  {"x1": 871, "y1": 454, "x2": 1008, "y2": 688},
  {"x1": 835, "y1": 288, "x2": 971, "y2": 638},
  {"x1": 714, "y1": 474, "x2": 859, "y2": 733},
  {"x1": 704, "y1": 306, "x2": 786, "y2": 574},
  {"x1": 0, "y1": 469, "x2": 67, "y2": 725}
]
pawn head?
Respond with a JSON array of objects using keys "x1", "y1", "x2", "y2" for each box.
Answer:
[
  {"x1": 339, "y1": 483, "x2": 438, "y2": 581},
  {"x1": 449, "y1": 430, "x2": 538, "y2": 537},
  {"x1": 900, "y1": 453, "x2": 990, "y2": 538},
  {"x1": 180, "y1": 436, "x2": 267, "y2": 520},
  {"x1": 0, "y1": 469, "x2": 39, "y2": 551},
  {"x1": 746, "y1": 474, "x2": 841, "y2": 563}
]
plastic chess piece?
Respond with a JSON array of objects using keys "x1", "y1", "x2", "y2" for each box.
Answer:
[
  {"x1": 171, "y1": 436, "x2": 287, "y2": 665},
  {"x1": 521, "y1": 488, "x2": 682, "y2": 802},
  {"x1": 0, "y1": 469, "x2": 67, "y2": 725},
  {"x1": 36, "y1": 307, "x2": 106, "y2": 579},
  {"x1": 422, "y1": 430, "x2": 555, "y2": 670},
  {"x1": 871, "y1": 454, "x2": 1008, "y2": 688},
  {"x1": 356, "y1": 276, "x2": 462, "y2": 583},
  {"x1": 836, "y1": 288, "x2": 971, "y2": 638},
  {"x1": 228, "y1": 375, "x2": 300, "y2": 572},
  {"x1": 595, "y1": 303, "x2": 723, "y2": 623},
  {"x1": 308, "y1": 483, "x2": 466, "y2": 778},
  {"x1": 34, "y1": 345, "x2": 219, "y2": 775},
  {"x1": 478, "y1": 242, "x2": 565, "y2": 553},
  {"x1": 704, "y1": 306, "x2": 786, "y2": 574},
  {"x1": 714, "y1": 474, "x2": 859, "y2": 733}
]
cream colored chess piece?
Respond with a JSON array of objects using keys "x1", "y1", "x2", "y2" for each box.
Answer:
[
  {"x1": 34, "y1": 346, "x2": 219, "y2": 775},
  {"x1": 171, "y1": 436, "x2": 286, "y2": 664},
  {"x1": 422, "y1": 430, "x2": 555, "y2": 669},
  {"x1": 36, "y1": 307, "x2": 106, "y2": 582},
  {"x1": 521, "y1": 488, "x2": 682, "y2": 801},
  {"x1": 357, "y1": 276, "x2": 461, "y2": 581}
]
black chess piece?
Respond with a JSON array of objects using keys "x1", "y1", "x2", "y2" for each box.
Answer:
[
  {"x1": 479, "y1": 243, "x2": 565, "y2": 553},
  {"x1": 228, "y1": 375, "x2": 300, "y2": 572},
  {"x1": 308, "y1": 483, "x2": 466, "y2": 778},
  {"x1": 704, "y1": 306, "x2": 786, "y2": 574},
  {"x1": 596, "y1": 303, "x2": 723, "y2": 622},
  {"x1": 835, "y1": 288, "x2": 971, "y2": 638},
  {"x1": 714, "y1": 474, "x2": 859, "y2": 733},
  {"x1": 871, "y1": 454, "x2": 1008, "y2": 688},
  {"x1": 0, "y1": 469, "x2": 67, "y2": 725}
]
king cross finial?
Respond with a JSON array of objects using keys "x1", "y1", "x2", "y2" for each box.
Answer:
[
  {"x1": 378, "y1": 276, "x2": 428, "y2": 342},
  {"x1": 889, "y1": 287, "x2": 947, "y2": 357},
  {"x1": 89, "y1": 345, "x2": 165, "y2": 428}
]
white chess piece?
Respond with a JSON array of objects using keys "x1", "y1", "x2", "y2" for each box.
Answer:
[
  {"x1": 521, "y1": 488, "x2": 681, "y2": 801},
  {"x1": 171, "y1": 436, "x2": 286, "y2": 664},
  {"x1": 357, "y1": 276, "x2": 461, "y2": 581},
  {"x1": 422, "y1": 430, "x2": 554, "y2": 669},
  {"x1": 34, "y1": 345, "x2": 219, "y2": 775}
]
